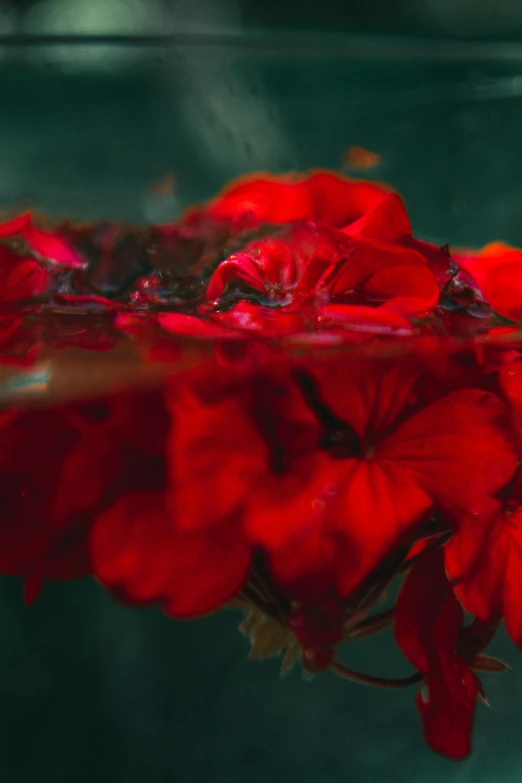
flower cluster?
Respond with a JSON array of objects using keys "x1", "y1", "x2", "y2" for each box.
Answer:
[{"x1": 1, "y1": 170, "x2": 522, "y2": 759}]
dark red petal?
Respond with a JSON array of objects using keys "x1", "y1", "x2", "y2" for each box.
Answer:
[
  {"x1": 395, "y1": 550, "x2": 462, "y2": 673},
  {"x1": 90, "y1": 491, "x2": 250, "y2": 617},
  {"x1": 417, "y1": 662, "x2": 478, "y2": 760}
]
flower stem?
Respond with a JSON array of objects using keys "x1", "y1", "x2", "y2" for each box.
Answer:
[{"x1": 330, "y1": 659, "x2": 423, "y2": 689}]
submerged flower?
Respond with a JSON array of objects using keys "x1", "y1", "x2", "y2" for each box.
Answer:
[{"x1": 167, "y1": 361, "x2": 516, "y2": 600}]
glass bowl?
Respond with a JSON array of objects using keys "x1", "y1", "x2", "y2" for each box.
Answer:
[{"x1": 2, "y1": 33, "x2": 522, "y2": 783}]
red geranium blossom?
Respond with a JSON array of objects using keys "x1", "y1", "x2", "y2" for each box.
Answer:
[
  {"x1": 167, "y1": 361, "x2": 516, "y2": 599},
  {"x1": 203, "y1": 198, "x2": 441, "y2": 331}
]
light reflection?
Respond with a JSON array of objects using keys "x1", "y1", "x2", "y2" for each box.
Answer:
[{"x1": 21, "y1": 0, "x2": 173, "y2": 72}]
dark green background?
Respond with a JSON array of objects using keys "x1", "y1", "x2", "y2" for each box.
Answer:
[{"x1": 1, "y1": 7, "x2": 522, "y2": 782}]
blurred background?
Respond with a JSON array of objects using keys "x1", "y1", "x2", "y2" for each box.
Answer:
[
  {"x1": 1, "y1": 3, "x2": 522, "y2": 783},
  {"x1": 2, "y1": 0, "x2": 522, "y2": 38}
]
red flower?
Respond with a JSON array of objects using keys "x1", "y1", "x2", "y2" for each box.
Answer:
[
  {"x1": 395, "y1": 550, "x2": 479, "y2": 760},
  {"x1": 206, "y1": 170, "x2": 390, "y2": 230},
  {"x1": 203, "y1": 196, "x2": 441, "y2": 331},
  {"x1": 167, "y1": 362, "x2": 516, "y2": 599}
]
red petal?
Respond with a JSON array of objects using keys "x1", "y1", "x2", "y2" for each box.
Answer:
[
  {"x1": 328, "y1": 241, "x2": 429, "y2": 300},
  {"x1": 0, "y1": 258, "x2": 48, "y2": 303},
  {"x1": 395, "y1": 550, "x2": 462, "y2": 673},
  {"x1": 23, "y1": 227, "x2": 86, "y2": 269},
  {"x1": 204, "y1": 252, "x2": 268, "y2": 303},
  {"x1": 212, "y1": 302, "x2": 306, "y2": 336},
  {"x1": 167, "y1": 381, "x2": 268, "y2": 531},
  {"x1": 395, "y1": 550, "x2": 477, "y2": 759},
  {"x1": 342, "y1": 193, "x2": 411, "y2": 242},
  {"x1": 363, "y1": 263, "x2": 439, "y2": 312},
  {"x1": 381, "y1": 389, "x2": 517, "y2": 521},
  {"x1": 208, "y1": 175, "x2": 312, "y2": 224},
  {"x1": 418, "y1": 661, "x2": 478, "y2": 760},
  {"x1": 306, "y1": 171, "x2": 389, "y2": 227},
  {"x1": 311, "y1": 360, "x2": 420, "y2": 440},
  {"x1": 90, "y1": 491, "x2": 250, "y2": 617},
  {"x1": 0, "y1": 212, "x2": 31, "y2": 238},
  {"x1": 158, "y1": 312, "x2": 240, "y2": 339},
  {"x1": 445, "y1": 500, "x2": 522, "y2": 646},
  {"x1": 455, "y1": 242, "x2": 522, "y2": 321},
  {"x1": 317, "y1": 304, "x2": 412, "y2": 333},
  {"x1": 248, "y1": 454, "x2": 431, "y2": 597}
]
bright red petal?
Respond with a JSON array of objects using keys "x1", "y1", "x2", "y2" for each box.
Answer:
[
  {"x1": 23, "y1": 226, "x2": 86, "y2": 269},
  {"x1": 341, "y1": 193, "x2": 411, "y2": 241}
]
